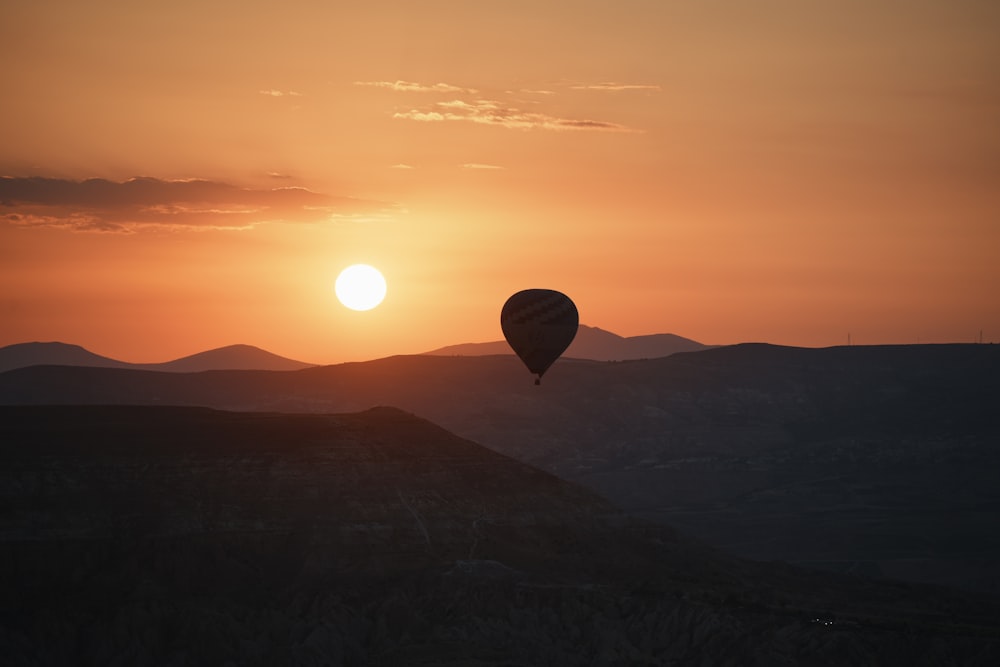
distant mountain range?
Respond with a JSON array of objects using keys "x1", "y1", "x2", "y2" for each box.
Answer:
[
  {"x1": 0, "y1": 325, "x2": 708, "y2": 373},
  {"x1": 426, "y1": 324, "x2": 711, "y2": 360},
  {"x1": 0, "y1": 341, "x2": 315, "y2": 373}
]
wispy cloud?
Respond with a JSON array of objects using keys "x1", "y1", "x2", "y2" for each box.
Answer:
[
  {"x1": 389, "y1": 163, "x2": 415, "y2": 169},
  {"x1": 354, "y1": 80, "x2": 477, "y2": 94},
  {"x1": 326, "y1": 211, "x2": 401, "y2": 224},
  {"x1": 357, "y1": 78, "x2": 645, "y2": 132},
  {"x1": 394, "y1": 99, "x2": 635, "y2": 132},
  {"x1": 259, "y1": 89, "x2": 302, "y2": 97},
  {"x1": 461, "y1": 163, "x2": 504, "y2": 170},
  {"x1": 0, "y1": 176, "x2": 383, "y2": 233},
  {"x1": 569, "y1": 82, "x2": 661, "y2": 92}
]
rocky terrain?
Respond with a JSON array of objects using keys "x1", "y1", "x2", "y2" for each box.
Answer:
[
  {"x1": 1, "y1": 343, "x2": 998, "y2": 597},
  {"x1": 2, "y1": 405, "x2": 999, "y2": 665}
]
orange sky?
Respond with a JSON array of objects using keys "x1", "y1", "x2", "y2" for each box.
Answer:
[{"x1": 2, "y1": 0, "x2": 998, "y2": 364}]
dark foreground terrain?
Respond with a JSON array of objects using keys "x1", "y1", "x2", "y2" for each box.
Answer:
[
  {"x1": 2, "y1": 406, "x2": 999, "y2": 665},
  {"x1": 3, "y1": 343, "x2": 998, "y2": 596}
]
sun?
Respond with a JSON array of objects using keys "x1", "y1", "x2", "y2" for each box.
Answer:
[{"x1": 335, "y1": 264, "x2": 386, "y2": 311}]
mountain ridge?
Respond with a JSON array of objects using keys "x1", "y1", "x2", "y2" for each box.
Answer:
[
  {"x1": 0, "y1": 325, "x2": 710, "y2": 373},
  {"x1": 425, "y1": 324, "x2": 711, "y2": 360},
  {"x1": 0, "y1": 341, "x2": 315, "y2": 373}
]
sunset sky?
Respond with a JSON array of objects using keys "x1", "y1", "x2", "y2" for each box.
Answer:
[{"x1": 2, "y1": 0, "x2": 998, "y2": 364}]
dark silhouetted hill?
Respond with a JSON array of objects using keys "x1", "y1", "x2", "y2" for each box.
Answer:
[
  {"x1": 149, "y1": 343, "x2": 315, "y2": 372},
  {"x1": 425, "y1": 324, "x2": 710, "y2": 360},
  {"x1": 0, "y1": 341, "x2": 133, "y2": 372},
  {"x1": 0, "y1": 341, "x2": 314, "y2": 373},
  {"x1": 3, "y1": 344, "x2": 999, "y2": 598},
  {"x1": 2, "y1": 405, "x2": 998, "y2": 665}
]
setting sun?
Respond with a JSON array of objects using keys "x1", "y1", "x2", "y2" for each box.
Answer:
[{"x1": 335, "y1": 264, "x2": 386, "y2": 311}]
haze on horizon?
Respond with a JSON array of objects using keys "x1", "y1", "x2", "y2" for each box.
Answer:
[{"x1": 2, "y1": 1, "x2": 997, "y2": 365}]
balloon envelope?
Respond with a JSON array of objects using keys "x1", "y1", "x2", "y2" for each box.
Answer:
[{"x1": 501, "y1": 289, "x2": 579, "y2": 382}]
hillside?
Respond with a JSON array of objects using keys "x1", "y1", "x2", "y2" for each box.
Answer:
[
  {"x1": 425, "y1": 324, "x2": 710, "y2": 360},
  {"x1": 2, "y1": 344, "x2": 999, "y2": 597},
  {"x1": 2, "y1": 405, "x2": 998, "y2": 665}
]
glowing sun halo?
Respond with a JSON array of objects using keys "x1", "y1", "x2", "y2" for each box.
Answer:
[{"x1": 335, "y1": 264, "x2": 386, "y2": 311}]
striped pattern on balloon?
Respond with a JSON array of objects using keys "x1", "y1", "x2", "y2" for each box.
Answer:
[{"x1": 500, "y1": 289, "x2": 579, "y2": 384}]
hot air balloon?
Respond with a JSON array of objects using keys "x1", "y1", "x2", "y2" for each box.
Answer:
[{"x1": 501, "y1": 289, "x2": 579, "y2": 385}]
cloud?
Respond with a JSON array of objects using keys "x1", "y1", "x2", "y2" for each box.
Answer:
[
  {"x1": 389, "y1": 163, "x2": 415, "y2": 169},
  {"x1": 569, "y1": 82, "x2": 661, "y2": 92},
  {"x1": 357, "y1": 79, "x2": 646, "y2": 131},
  {"x1": 326, "y1": 211, "x2": 401, "y2": 224},
  {"x1": 396, "y1": 110, "x2": 447, "y2": 122},
  {"x1": 354, "y1": 80, "x2": 477, "y2": 94},
  {"x1": 1, "y1": 211, "x2": 133, "y2": 234},
  {"x1": 461, "y1": 163, "x2": 504, "y2": 170},
  {"x1": 393, "y1": 98, "x2": 635, "y2": 132},
  {"x1": 259, "y1": 89, "x2": 302, "y2": 97},
  {"x1": 0, "y1": 176, "x2": 382, "y2": 233}
]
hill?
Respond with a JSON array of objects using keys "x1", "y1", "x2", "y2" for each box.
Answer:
[
  {"x1": 2, "y1": 405, "x2": 998, "y2": 665},
  {"x1": 425, "y1": 324, "x2": 710, "y2": 360},
  {"x1": 148, "y1": 343, "x2": 315, "y2": 372},
  {"x1": 0, "y1": 341, "x2": 133, "y2": 372},
  {"x1": 2, "y1": 344, "x2": 999, "y2": 597},
  {"x1": 0, "y1": 341, "x2": 314, "y2": 373}
]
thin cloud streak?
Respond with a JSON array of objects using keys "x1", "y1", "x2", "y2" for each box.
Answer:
[
  {"x1": 394, "y1": 99, "x2": 635, "y2": 132},
  {"x1": 461, "y1": 163, "x2": 504, "y2": 170},
  {"x1": 569, "y1": 82, "x2": 661, "y2": 92},
  {"x1": 358, "y1": 79, "x2": 644, "y2": 131},
  {"x1": 354, "y1": 80, "x2": 477, "y2": 94},
  {"x1": 0, "y1": 176, "x2": 383, "y2": 233},
  {"x1": 326, "y1": 211, "x2": 400, "y2": 224}
]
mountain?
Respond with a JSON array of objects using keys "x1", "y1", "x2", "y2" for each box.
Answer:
[
  {"x1": 0, "y1": 341, "x2": 134, "y2": 372},
  {"x1": 2, "y1": 344, "x2": 999, "y2": 598},
  {"x1": 0, "y1": 405, "x2": 619, "y2": 577},
  {"x1": 0, "y1": 341, "x2": 314, "y2": 373},
  {"x1": 3, "y1": 405, "x2": 998, "y2": 665},
  {"x1": 425, "y1": 324, "x2": 711, "y2": 360},
  {"x1": 148, "y1": 343, "x2": 315, "y2": 372},
  {"x1": 1, "y1": 325, "x2": 701, "y2": 374}
]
